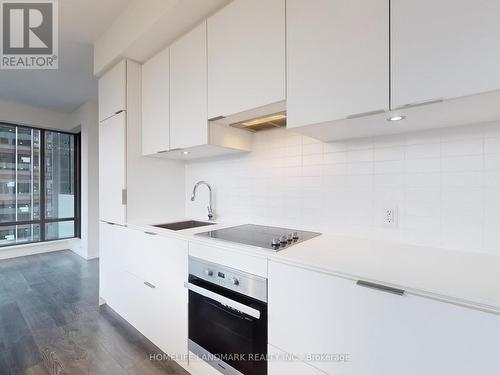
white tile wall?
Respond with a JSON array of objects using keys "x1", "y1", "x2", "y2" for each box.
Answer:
[{"x1": 185, "y1": 121, "x2": 500, "y2": 255}]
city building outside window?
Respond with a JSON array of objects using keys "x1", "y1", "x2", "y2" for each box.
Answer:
[{"x1": 0, "y1": 123, "x2": 80, "y2": 246}]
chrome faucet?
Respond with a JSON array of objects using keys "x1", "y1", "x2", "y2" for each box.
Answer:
[{"x1": 191, "y1": 181, "x2": 215, "y2": 221}]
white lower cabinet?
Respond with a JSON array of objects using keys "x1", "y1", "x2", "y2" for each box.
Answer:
[
  {"x1": 268, "y1": 260, "x2": 500, "y2": 375},
  {"x1": 99, "y1": 225, "x2": 188, "y2": 367},
  {"x1": 268, "y1": 345, "x2": 324, "y2": 375},
  {"x1": 99, "y1": 221, "x2": 128, "y2": 308}
]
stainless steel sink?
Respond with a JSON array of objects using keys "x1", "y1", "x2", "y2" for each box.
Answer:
[{"x1": 153, "y1": 220, "x2": 215, "y2": 231}]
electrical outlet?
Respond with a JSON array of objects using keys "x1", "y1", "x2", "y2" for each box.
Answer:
[{"x1": 382, "y1": 206, "x2": 398, "y2": 227}]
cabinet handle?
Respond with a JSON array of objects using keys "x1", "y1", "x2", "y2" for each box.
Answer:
[
  {"x1": 157, "y1": 150, "x2": 169, "y2": 154},
  {"x1": 121, "y1": 189, "x2": 127, "y2": 205},
  {"x1": 393, "y1": 98, "x2": 444, "y2": 111},
  {"x1": 345, "y1": 109, "x2": 386, "y2": 120},
  {"x1": 144, "y1": 281, "x2": 156, "y2": 289},
  {"x1": 144, "y1": 231, "x2": 157, "y2": 236},
  {"x1": 114, "y1": 110, "x2": 125, "y2": 115},
  {"x1": 208, "y1": 115, "x2": 226, "y2": 121},
  {"x1": 356, "y1": 280, "x2": 405, "y2": 296}
]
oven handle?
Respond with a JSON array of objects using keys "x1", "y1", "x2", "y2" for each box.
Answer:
[{"x1": 185, "y1": 282, "x2": 261, "y2": 320}]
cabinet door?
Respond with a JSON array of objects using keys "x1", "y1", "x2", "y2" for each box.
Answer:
[
  {"x1": 98, "y1": 60, "x2": 126, "y2": 122},
  {"x1": 125, "y1": 230, "x2": 189, "y2": 361},
  {"x1": 269, "y1": 261, "x2": 500, "y2": 375},
  {"x1": 268, "y1": 345, "x2": 324, "y2": 375},
  {"x1": 98, "y1": 112, "x2": 126, "y2": 225},
  {"x1": 286, "y1": 0, "x2": 389, "y2": 129},
  {"x1": 391, "y1": 0, "x2": 500, "y2": 109},
  {"x1": 99, "y1": 221, "x2": 127, "y2": 307},
  {"x1": 207, "y1": 0, "x2": 285, "y2": 119},
  {"x1": 170, "y1": 22, "x2": 208, "y2": 150},
  {"x1": 142, "y1": 47, "x2": 170, "y2": 155}
]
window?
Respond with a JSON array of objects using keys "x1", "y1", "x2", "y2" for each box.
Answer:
[{"x1": 0, "y1": 123, "x2": 80, "y2": 246}]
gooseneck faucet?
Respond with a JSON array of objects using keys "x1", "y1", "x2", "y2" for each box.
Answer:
[{"x1": 191, "y1": 181, "x2": 214, "y2": 221}]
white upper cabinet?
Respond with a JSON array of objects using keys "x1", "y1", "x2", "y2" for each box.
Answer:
[
  {"x1": 391, "y1": 0, "x2": 500, "y2": 109},
  {"x1": 286, "y1": 0, "x2": 390, "y2": 129},
  {"x1": 98, "y1": 111, "x2": 127, "y2": 225},
  {"x1": 207, "y1": 0, "x2": 286, "y2": 119},
  {"x1": 142, "y1": 47, "x2": 170, "y2": 155},
  {"x1": 170, "y1": 22, "x2": 208, "y2": 150},
  {"x1": 98, "y1": 60, "x2": 126, "y2": 122}
]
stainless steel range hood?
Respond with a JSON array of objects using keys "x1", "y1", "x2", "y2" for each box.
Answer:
[
  {"x1": 230, "y1": 112, "x2": 286, "y2": 132},
  {"x1": 208, "y1": 100, "x2": 287, "y2": 132}
]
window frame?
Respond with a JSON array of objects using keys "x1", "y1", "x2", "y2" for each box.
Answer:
[{"x1": 0, "y1": 122, "x2": 81, "y2": 247}]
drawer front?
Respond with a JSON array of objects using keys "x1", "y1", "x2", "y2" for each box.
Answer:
[
  {"x1": 269, "y1": 260, "x2": 500, "y2": 375},
  {"x1": 189, "y1": 241, "x2": 267, "y2": 277},
  {"x1": 268, "y1": 345, "x2": 324, "y2": 375}
]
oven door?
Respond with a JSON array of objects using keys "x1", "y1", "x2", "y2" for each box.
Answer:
[{"x1": 187, "y1": 276, "x2": 267, "y2": 375}]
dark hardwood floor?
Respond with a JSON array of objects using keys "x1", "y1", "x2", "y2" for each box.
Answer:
[{"x1": 0, "y1": 250, "x2": 190, "y2": 375}]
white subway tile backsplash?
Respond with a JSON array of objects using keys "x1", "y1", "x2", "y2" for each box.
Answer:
[
  {"x1": 442, "y1": 171, "x2": 482, "y2": 187},
  {"x1": 374, "y1": 160, "x2": 404, "y2": 175},
  {"x1": 484, "y1": 154, "x2": 500, "y2": 170},
  {"x1": 186, "y1": 123, "x2": 500, "y2": 255},
  {"x1": 484, "y1": 137, "x2": 500, "y2": 154},
  {"x1": 441, "y1": 139, "x2": 484, "y2": 156},
  {"x1": 347, "y1": 149, "x2": 373, "y2": 163},
  {"x1": 374, "y1": 146, "x2": 405, "y2": 161},
  {"x1": 405, "y1": 158, "x2": 441, "y2": 173},
  {"x1": 406, "y1": 143, "x2": 441, "y2": 159},
  {"x1": 441, "y1": 155, "x2": 483, "y2": 172}
]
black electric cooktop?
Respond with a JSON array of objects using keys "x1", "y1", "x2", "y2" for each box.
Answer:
[{"x1": 195, "y1": 224, "x2": 321, "y2": 251}]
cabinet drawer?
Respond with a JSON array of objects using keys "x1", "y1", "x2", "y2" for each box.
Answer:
[
  {"x1": 269, "y1": 260, "x2": 500, "y2": 375},
  {"x1": 268, "y1": 345, "x2": 324, "y2": 375},
  {"x1": 127, "y1": 230, "x2": 188, "y2": 291}
]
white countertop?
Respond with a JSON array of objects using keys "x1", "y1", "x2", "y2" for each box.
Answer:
[{"x1": 127, "y1": 218, "x2": 500, "y2": 314}]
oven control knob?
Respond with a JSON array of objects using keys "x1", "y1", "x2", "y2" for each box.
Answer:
[
  {"x1": 280, "y1": 235, "x2": 288, "y2": 244},
  {"x1": 292, "y1": 231, "x2": 299, "y2": 240},
  {"x1": 287, "y1": 234, "x2": 293, "y2": 243},
  {"x1": 272, "y1": 238, "x2": 280, "y2": 247},
  {"x1": 205, "y1": 269, "x2": 213, "y2": 277},
  {"x1": 229, "y1": 277, "x2": 239, "y2": 286}
]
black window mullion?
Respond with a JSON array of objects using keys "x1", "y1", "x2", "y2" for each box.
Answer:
[
  {"x1": 74, "y1": 133, "x2": 81, "y2": 238},
  {"x1": 40, "y1": 130, "x2": 46, "y2": 241}
]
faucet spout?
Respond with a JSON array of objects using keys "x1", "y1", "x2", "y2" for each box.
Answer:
[{"x1": 191, "y1": 181, "x2": 215, "y2": 221}]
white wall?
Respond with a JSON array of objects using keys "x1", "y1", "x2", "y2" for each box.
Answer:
[
  {"x1": 93, "y1": 0, "x2": 230, "y2": 76},
  {"x1": 186, "y1": 121, "x2": 500, "y2": 256},
  {"x1": 0, "y1": 99, "x2": 73, "y2": 131},
  {"x1": 71, "y1": 101, "x2": 99, "y2": 259}
]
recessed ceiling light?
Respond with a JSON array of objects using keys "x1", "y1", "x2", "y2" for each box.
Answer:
[
  {"x1": 182, "y1": 151, "x2": 190, "y2": 155},
  {"x1": 387, "y1": 115, "x2": 406, "y2": 122}
]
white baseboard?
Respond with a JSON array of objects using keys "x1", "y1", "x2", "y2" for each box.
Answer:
[{"x1": 0, "y1": 238, "x2": 82, "y2": 260}]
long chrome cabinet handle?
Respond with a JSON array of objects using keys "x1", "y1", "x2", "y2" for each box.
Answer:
[
  {"x1": 345, "y1": 109, "x2": 386, "y2": 119},
  {"x1": 393, "y1": 98, "x2": 444, "y2": 111},
  {"x1": 121, "y1": 189, "x2": 127, "y2": 205},
  {"x1": 144, "y1": 231, "x2": 157, "y2": 236},
  {"x1": 184, "y1": 282, "x2": 261, "y2": 319},
  {"x1": 356, "y1": 280, "x2": 405, "y2": 296},
  {"x1": 144, "y1": 281, "x2": 156, "y2": 289},
  {"x1": 208, "y1": 115, "x2": 226, "y2": 121}
]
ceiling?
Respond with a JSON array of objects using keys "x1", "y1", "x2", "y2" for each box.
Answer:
[{"x1": 0, "y1": 0, "x2": 132, "y2": 113}]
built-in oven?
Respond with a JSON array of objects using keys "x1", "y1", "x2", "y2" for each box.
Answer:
[{"x1": 186, "y1": 257, "x2": 268, "y2": 375}]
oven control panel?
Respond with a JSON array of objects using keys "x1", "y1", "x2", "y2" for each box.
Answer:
[{"x1": 189, "y1": 257, "x2": 267, "y2": 302}]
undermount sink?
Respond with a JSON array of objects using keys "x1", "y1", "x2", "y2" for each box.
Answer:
[{"x1": 153, "y1": 220, "x2": 216, "y2": 231}]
